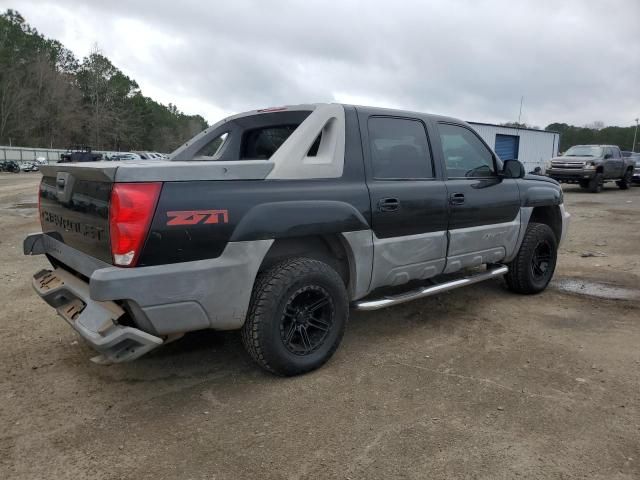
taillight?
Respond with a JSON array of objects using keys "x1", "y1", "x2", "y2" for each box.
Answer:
[{"x1": 109, "y1": 182, "x2": 162, "y2": 267}]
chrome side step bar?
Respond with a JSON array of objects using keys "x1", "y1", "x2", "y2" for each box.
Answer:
[{"x1": 354, "y1": 265, "x2": 508, "y2": 311}]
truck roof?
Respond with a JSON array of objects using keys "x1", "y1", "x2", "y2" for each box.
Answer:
[
  {"x1": 571, "y1": 144, "x2": 620, "y2": 148},
  {"x1": 174, "y1": 103, "x2": 473, "y2": 161},
  {"x1": 343, "y1": 103, "x2": 464, "y2": 125},
  {"x1": 223, "y1": 103, "x2": 470, "y2": 133},
  {"x1": 227, "y1": 102, "x2": 463, "y2": 123}
]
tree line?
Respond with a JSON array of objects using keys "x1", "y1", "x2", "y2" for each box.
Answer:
[
  {"x1": 0, "y1": 9, "x2": 208, "y2": 152},
  {"x1": 502, "y1": 121, "x2": 637, "y2": 153},
  {"x1": 544, "y1": 123, "x2": 638, "y2": 153}
]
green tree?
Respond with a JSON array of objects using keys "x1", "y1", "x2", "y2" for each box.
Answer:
[
  {"x1": 0, "y1": 9, "x2": 209, "y2": 152},
  {"x1": 546, "y1": 123, "x2": 638, "y2": 152}
]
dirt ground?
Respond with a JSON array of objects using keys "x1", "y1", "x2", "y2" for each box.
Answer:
[{"x1": 1, "y1": 173, "x2": 638, "y2": 480}]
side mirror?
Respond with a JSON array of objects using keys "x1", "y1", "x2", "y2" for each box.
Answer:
[
  {"x1": 604, "y1": 153, "x2": 612, "y2": 159},
  {"x1": 502, "y1": 159, "x2": 525, "y2": 178}
]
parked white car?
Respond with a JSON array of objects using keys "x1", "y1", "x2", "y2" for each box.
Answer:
[
  {"x1": 111, "y1": 153, "x2": 142, "y2": 161},
  {"x1": 20, "y1": 162, "x2": 39, "y2": 172}
]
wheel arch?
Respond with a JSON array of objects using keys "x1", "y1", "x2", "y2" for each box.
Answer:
[
  {"x1": 259, "y1": 234, "x2": 350, "y2": 284},
  {"x1": 529, "y1": 205, "x2": 562, "y2": 243},
  {"x1": 257, "y1": 231, "x2": 373, "y2": 301}
]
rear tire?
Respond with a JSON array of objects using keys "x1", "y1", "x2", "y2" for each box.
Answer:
[
  {"x1": 616, "y1": 169, "x2": 632, "y2": 190},
  {"x1": 588, "y1": 173, "x2": 603, "y2": 193},
  {"x1": 505, "y1": 222, "x2": 558, "y2": 294},
  {"x1": 241, "y1": 257, "x2": 348, "y2": 376}
]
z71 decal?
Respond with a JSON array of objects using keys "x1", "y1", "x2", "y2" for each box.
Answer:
[{"x1": 166, "y1": 210, "x2": 229, "y2": 226}]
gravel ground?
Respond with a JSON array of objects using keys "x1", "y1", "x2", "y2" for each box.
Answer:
[{"x1": 1, "y1": 173, "x2": 639, "y2": 479}]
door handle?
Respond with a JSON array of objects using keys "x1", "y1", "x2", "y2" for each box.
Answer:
[
  {"x1": 449, "y1": 193, "x2": 465, "y2": 205},
  {"x1": 378, "y1": 197, "x2": 400, "y2": 212}
]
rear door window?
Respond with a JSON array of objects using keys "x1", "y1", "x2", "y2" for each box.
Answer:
[{"x1": 367, "y1": 117, "x2": 433, "y2": 179}]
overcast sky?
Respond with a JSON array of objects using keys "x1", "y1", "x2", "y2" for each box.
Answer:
[{"x1": 6, "y1": 0, "x2": 639, "y2": 127}]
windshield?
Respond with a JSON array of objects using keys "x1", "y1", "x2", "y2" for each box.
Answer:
[{"x1": 564, "y1": 146, "x2": 603, "y2": 157}]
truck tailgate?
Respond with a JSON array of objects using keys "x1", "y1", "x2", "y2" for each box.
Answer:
[{"x1": 39, "y1": 163, "x2": 116, "y2": 264}]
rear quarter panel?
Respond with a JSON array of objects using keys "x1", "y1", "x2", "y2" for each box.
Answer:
[
  {"x1": 139, "y1": 179, "x2": 371, "y2": 266},
  {"x1": 139, "y1": 105, "x2": 370, "y2": 266}
]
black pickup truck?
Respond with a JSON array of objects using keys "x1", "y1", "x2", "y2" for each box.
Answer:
[
  {"x1": 59, "y1": 146, "x2": 102, "y2": 163},
  {"x1": 24, "y1": 104, "x2": 570, "y2": 375}
]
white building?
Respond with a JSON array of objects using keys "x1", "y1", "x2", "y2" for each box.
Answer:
[{"x1": 469, "y1": 122, "x2": 559, "y2": 173}]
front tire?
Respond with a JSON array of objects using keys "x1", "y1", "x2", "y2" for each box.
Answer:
[
  {"x1": 241, "y1": 257, "x2": 348, "y2": 376},
  {"x1": 588, "y1": 172, "x2": 603, "y2": 193},
  {"x1": 616, "y1": 169, "x2": 633, "y2": 190},
  {"x1": 505, "y1": 222, "x2": 558, "y2": 294}
]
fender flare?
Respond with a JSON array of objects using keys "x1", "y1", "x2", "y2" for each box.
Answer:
[
  {"x1": 520, "y1": 186, "x2": 562, "y2": 207},
  {"x1": 229, "y1": 200, "x2": 369, "y2": 241}
]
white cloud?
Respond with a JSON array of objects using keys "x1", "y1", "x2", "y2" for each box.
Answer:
[{"x1": 8, "y1": 0, "x2": 640, "y2": 127}]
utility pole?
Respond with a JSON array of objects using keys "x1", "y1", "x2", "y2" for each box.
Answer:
[
  {"x1": 633, "y1": 118, "x2": 639, "y2": 153},
  {"x1": 517, "y1": 96, "x2": 524, "y2": 125}
]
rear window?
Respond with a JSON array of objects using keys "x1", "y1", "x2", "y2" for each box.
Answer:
[
  {"x1": 240, "y1": 126, "x2": 321, "y2": 160},
  {"x1": 241, "y1": 126, "x2": 297, "y2": 159}
]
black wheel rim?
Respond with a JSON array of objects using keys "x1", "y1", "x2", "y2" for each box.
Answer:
[
  {"x1": 531, "y1": 240, "x2": 552, "y2": 281},
  {"x1": 280, "y1": 285, "x2": 334, "y2": 356}
]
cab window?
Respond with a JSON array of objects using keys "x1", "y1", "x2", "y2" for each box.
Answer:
[{"x1": 438, "y1": 123, "x2": 496, "y2": 178}]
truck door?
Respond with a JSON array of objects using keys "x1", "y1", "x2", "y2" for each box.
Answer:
[
  {"x1": 433, "y1": 122, "x2": 521, "y2": 273},
  {"x1": 607, "y1": 147, "x2": 624, "y2": 178},
  {"x1": 359, "y1": 113, "x2": 448, "y2": 290},
  {"x1": 603, "y1": 147, "x2": 615, "y2": 178}
]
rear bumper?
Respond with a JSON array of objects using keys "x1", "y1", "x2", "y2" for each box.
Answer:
[
  {"x1": 25, "y1": 233, "x2": 273, "y2": 361},
  {"x1": 547, "y1": 168, "x2": 594, "y2": 182},
  {"x1": 32, "y1": 268, "x2": 162, "y2": 364}
]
